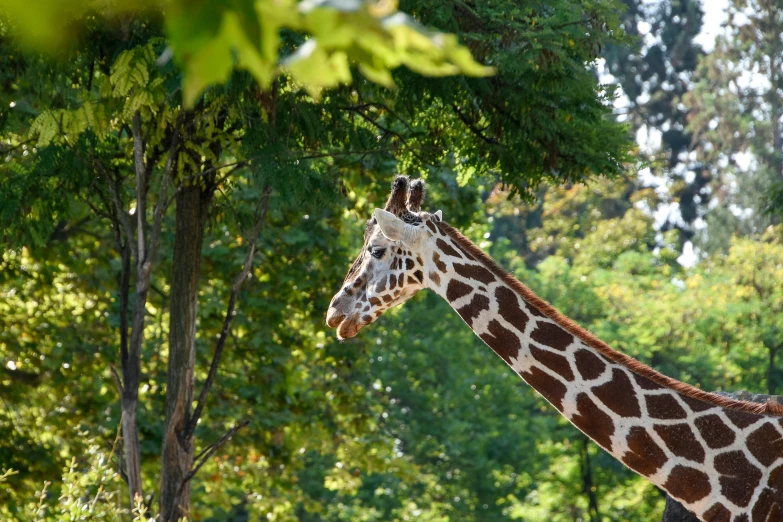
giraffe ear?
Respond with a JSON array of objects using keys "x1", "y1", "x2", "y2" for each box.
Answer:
[
  {"x1": 374, "y1": 208, "x2": 405, "y2": 241},
  {"x1": 433, "y1": 210, "x2": 443, "y2": 221}
]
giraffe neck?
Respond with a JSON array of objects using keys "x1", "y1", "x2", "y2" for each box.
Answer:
[{"x1": 424, "y1": 222, "x2": 783, "y2": 521}]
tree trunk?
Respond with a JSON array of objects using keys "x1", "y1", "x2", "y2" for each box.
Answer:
[
  {"x1": 159, "y1": 182, "x2": 211, "y2": 521},
  {"x1": 118, "y1": 242, "x2": 146, "y2": 507},
  {"x1": 768, "y1": 346, "x2": 778, "y2": 395},
  {"x1": 579, "y1": 436, "x2": 600, "y2": 522}
]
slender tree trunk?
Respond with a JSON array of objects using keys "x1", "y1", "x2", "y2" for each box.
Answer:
[
  {"x1": 768, "y1": 345, "x2": 778, "y2": 395},
  {"x1": 159, "y1": 182, "x2": 212, "y2": 521},
  {"x1": 123, "y1": 256, "x2": 153, "y2": 504},
  {"x1": 580, "y1": 437, "x2": 600, "y2": 522},
  {"x1": 117, "y1": 242, "x2": 146, "y2": 506},
  {"x1": 121, "y1": 402, "x2": 143, "y2": 504},
  {"x1": 770, "y1": 52, "x2": 782, "y2": 184}
]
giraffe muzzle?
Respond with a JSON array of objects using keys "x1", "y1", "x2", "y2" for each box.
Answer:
[{"x1": 326, "y1": 308, "x2": 346, "y2": 328}]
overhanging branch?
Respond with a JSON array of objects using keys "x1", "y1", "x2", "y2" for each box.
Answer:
[{"x1": 451, "y1": 104, "x2": 501, "y2": 145}]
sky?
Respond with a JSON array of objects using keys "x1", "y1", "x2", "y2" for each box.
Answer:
[
  {"x1": 592, "y1": 0, "x2": 741, "y2": 266},
  {"x1": 635, "y1": 0, "x2": 731, "y2": 267},
  {"x1": 696, "y1": 0, "x2": 729, "y2": 52}
]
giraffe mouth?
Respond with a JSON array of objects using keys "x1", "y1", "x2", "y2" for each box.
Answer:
[{"x1": 336, "y1": 316, "x2": 362, "y2": 340}]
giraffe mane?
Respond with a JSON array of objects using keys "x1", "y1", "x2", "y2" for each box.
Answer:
[{"x1": 436, "y1": 220, "x2": 783, "y2": 417}]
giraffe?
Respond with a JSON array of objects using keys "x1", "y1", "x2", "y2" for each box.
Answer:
[{"x1": 326, "y1": 176, "x2": 783, "y2": 522}]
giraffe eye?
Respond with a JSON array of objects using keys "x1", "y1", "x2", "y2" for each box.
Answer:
[{"x1": 370, "y1": 246, "x2": 386, "y2": 259}]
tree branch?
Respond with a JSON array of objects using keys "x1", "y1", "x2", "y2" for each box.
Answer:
[
  {"x1": 180, "y1": 145, "x2": 439, "y2": 186},
  {"x1": 338, "y1": 102, "x2": 416, "y2": 133},
  {"x1": 109, "y1": 363, "x2": 124, "y2": 396},
  {"x1": 119, "y1": 241, "x2": 131, "y2": 367},
  {"x1": 451, "y1": 104, "x2": 501, "y2": 145},
  {"x1": 133, "y1": 110, "x2": 147, "y2": 265},
  {"x1": 146, "y1": 111, "x2": 183, "y2": 278},
  {"x1": 338, "y1": 105, "x2": 408, "y2": 144},
  {"x1": 95, "y1": 156, "x2": 138, "y2": 261},
  {"x1": 177, "y1": 420, "x2": 249, "y2": 498},
  {"x1": 183, "y1": 183, "x2": 272, "y2": 443}
]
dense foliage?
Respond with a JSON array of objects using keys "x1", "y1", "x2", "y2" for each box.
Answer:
[{"x1": 1, "y1": 0, "x2": 780, "y2": 521}]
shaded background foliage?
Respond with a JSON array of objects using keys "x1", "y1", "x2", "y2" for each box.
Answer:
[{"x1": 1, "y1": 0, "x2": 782, "y2": 520}]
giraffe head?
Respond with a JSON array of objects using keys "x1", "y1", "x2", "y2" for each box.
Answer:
[{"x1": 326, "y1": 176, "x2": 443, "y2": 339}]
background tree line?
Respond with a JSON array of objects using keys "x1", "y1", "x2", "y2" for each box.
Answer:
[{"x1": 1, "y1": 0, "x2": 781, "y2": 520}]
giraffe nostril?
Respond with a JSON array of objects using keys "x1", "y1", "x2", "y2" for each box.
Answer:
[{"x1": 326, "y1": 310, "x2": 346, "y2": 328}]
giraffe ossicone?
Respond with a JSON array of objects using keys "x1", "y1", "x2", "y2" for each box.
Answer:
[{"x1": 326, "y1": 176, "x2": 783, "y2": 522}]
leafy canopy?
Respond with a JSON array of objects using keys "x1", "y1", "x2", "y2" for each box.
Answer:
[{"x1": 0, "y1": 0, "x2": 493, "y2": 105}]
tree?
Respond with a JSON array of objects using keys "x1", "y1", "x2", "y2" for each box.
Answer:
[
  {"x1": 683, "y1": 0, "x2": 783, "y2": 254},
  {"x1": 603, "y1": 0, "x2": 708, "y2": 245},
  {"x1": 0, "y1": 0, "x2": 632, "y2": 519}
]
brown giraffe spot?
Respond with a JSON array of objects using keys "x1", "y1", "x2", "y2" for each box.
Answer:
[
  {"x1": 405, "y1": 258, "x2": 415, "y2": 270},
  {"x1": 632, "y1": 373, "x2": 665, "y2": 390},
  {"x1": 391, "y1": 258, "x2": 398, "y2": 270},
  {"x1": 653, "y1": 423, "x2": 706, "y2": 463},
  {"x1": 725, "y1": 409, "x2": 762, "y2": 430},
  {"x1": 734, "y1": 516, "x2": 749, "y2": 522},
  {"x1": 446, "y1": 279, "x2": 473, "y2": 302},
  {"x1": 416, "y1": 255, "x2": 423, "y2": 265},
  {"x1": 425, "y1": 220, "x2": 438, "y2": 233},
  {"x1": 375, "y1": 279, "x2": 387, "y2": 293},
  {"x1": 695, "y1": 414, "x2": 736, "y2": 449},
  {"x1": 433, "y1": 252, "x2": 447, "y2": 272},
  {"x1": 382, "y1": 294, "x2": 393, "y2": 303},
  {"x1": 715, "y1": 450, "x2": 763, "y2": 508},
  {"x1": 645, "y1": 394, "x2": 688, "y2": 419},
  {"x1": 575, "y1": 349, "x2": 606, "y2": 380},
  {"x1": 389, "y1": 274, "x2": 397, "y2": 289},
  {"x1": 752, "y1": 488, "x2": 782, "y2": 522},
  {"x1": 680, "y1": 394, "x2": 715, "y2": 413},
  {"x1": 621, "y1": 427, "x2": 667, "y2": 476},
  {"x1": 571, "y1": 393, "x2": 615, "y2": 451},
  {"x1": 479, "y1": 320, "x2": 521, "y2": 364},
  {"x1": 530, "y1": 344, "x2": 574, "y2": 381},
  {"x1": 413, "y1": 270, "x2": 424, "y2": 283},
  {"x1": 664, "y1": 465, "x2": 712, "y2": 504},
  {"x1": 361, "y1": 315, "x2": 372, "y2": 323},
  {"x1": 747, "y1": 422, "x2": 783, "y2": 467},
  {"x1": 753, "y1": 464, "x2": 783, "y2": 521},
  {"x1": 703, "y1": 503, "x2": 732, "y2": 522},
  {"x1": 457, "y1": 294, "x2": 490, "y2": 327},
  {"x1": 530, "y1": 321, "x2": 574, "y2": 351},
  {"x1": 770, "y1": 465, "x2": 783, "y2": 496},
  {"x1": 369, "y1": 297, "x2": 382, "y2": 307},
  {"x1": 495, "y1": 286, "x2": 529, "y2": 335},
  {"x1": 454, "y1": 263, "x2": 495, "y2": 285},
  {"x1": 429, "y1": 272, "x2": 441, "y2": 286},
  {"x1": 593, "y1": 369, "x2": 641, "y2": 418},
  {"x1": 519, "y1": 365, "x2": 567, "y2": 411},
  {"x1": 436, "y1": 238, "x2": 462, "y2": 258},
  {"x1": 397, "y1": 248, "x2": 402, "y2": 254}
]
